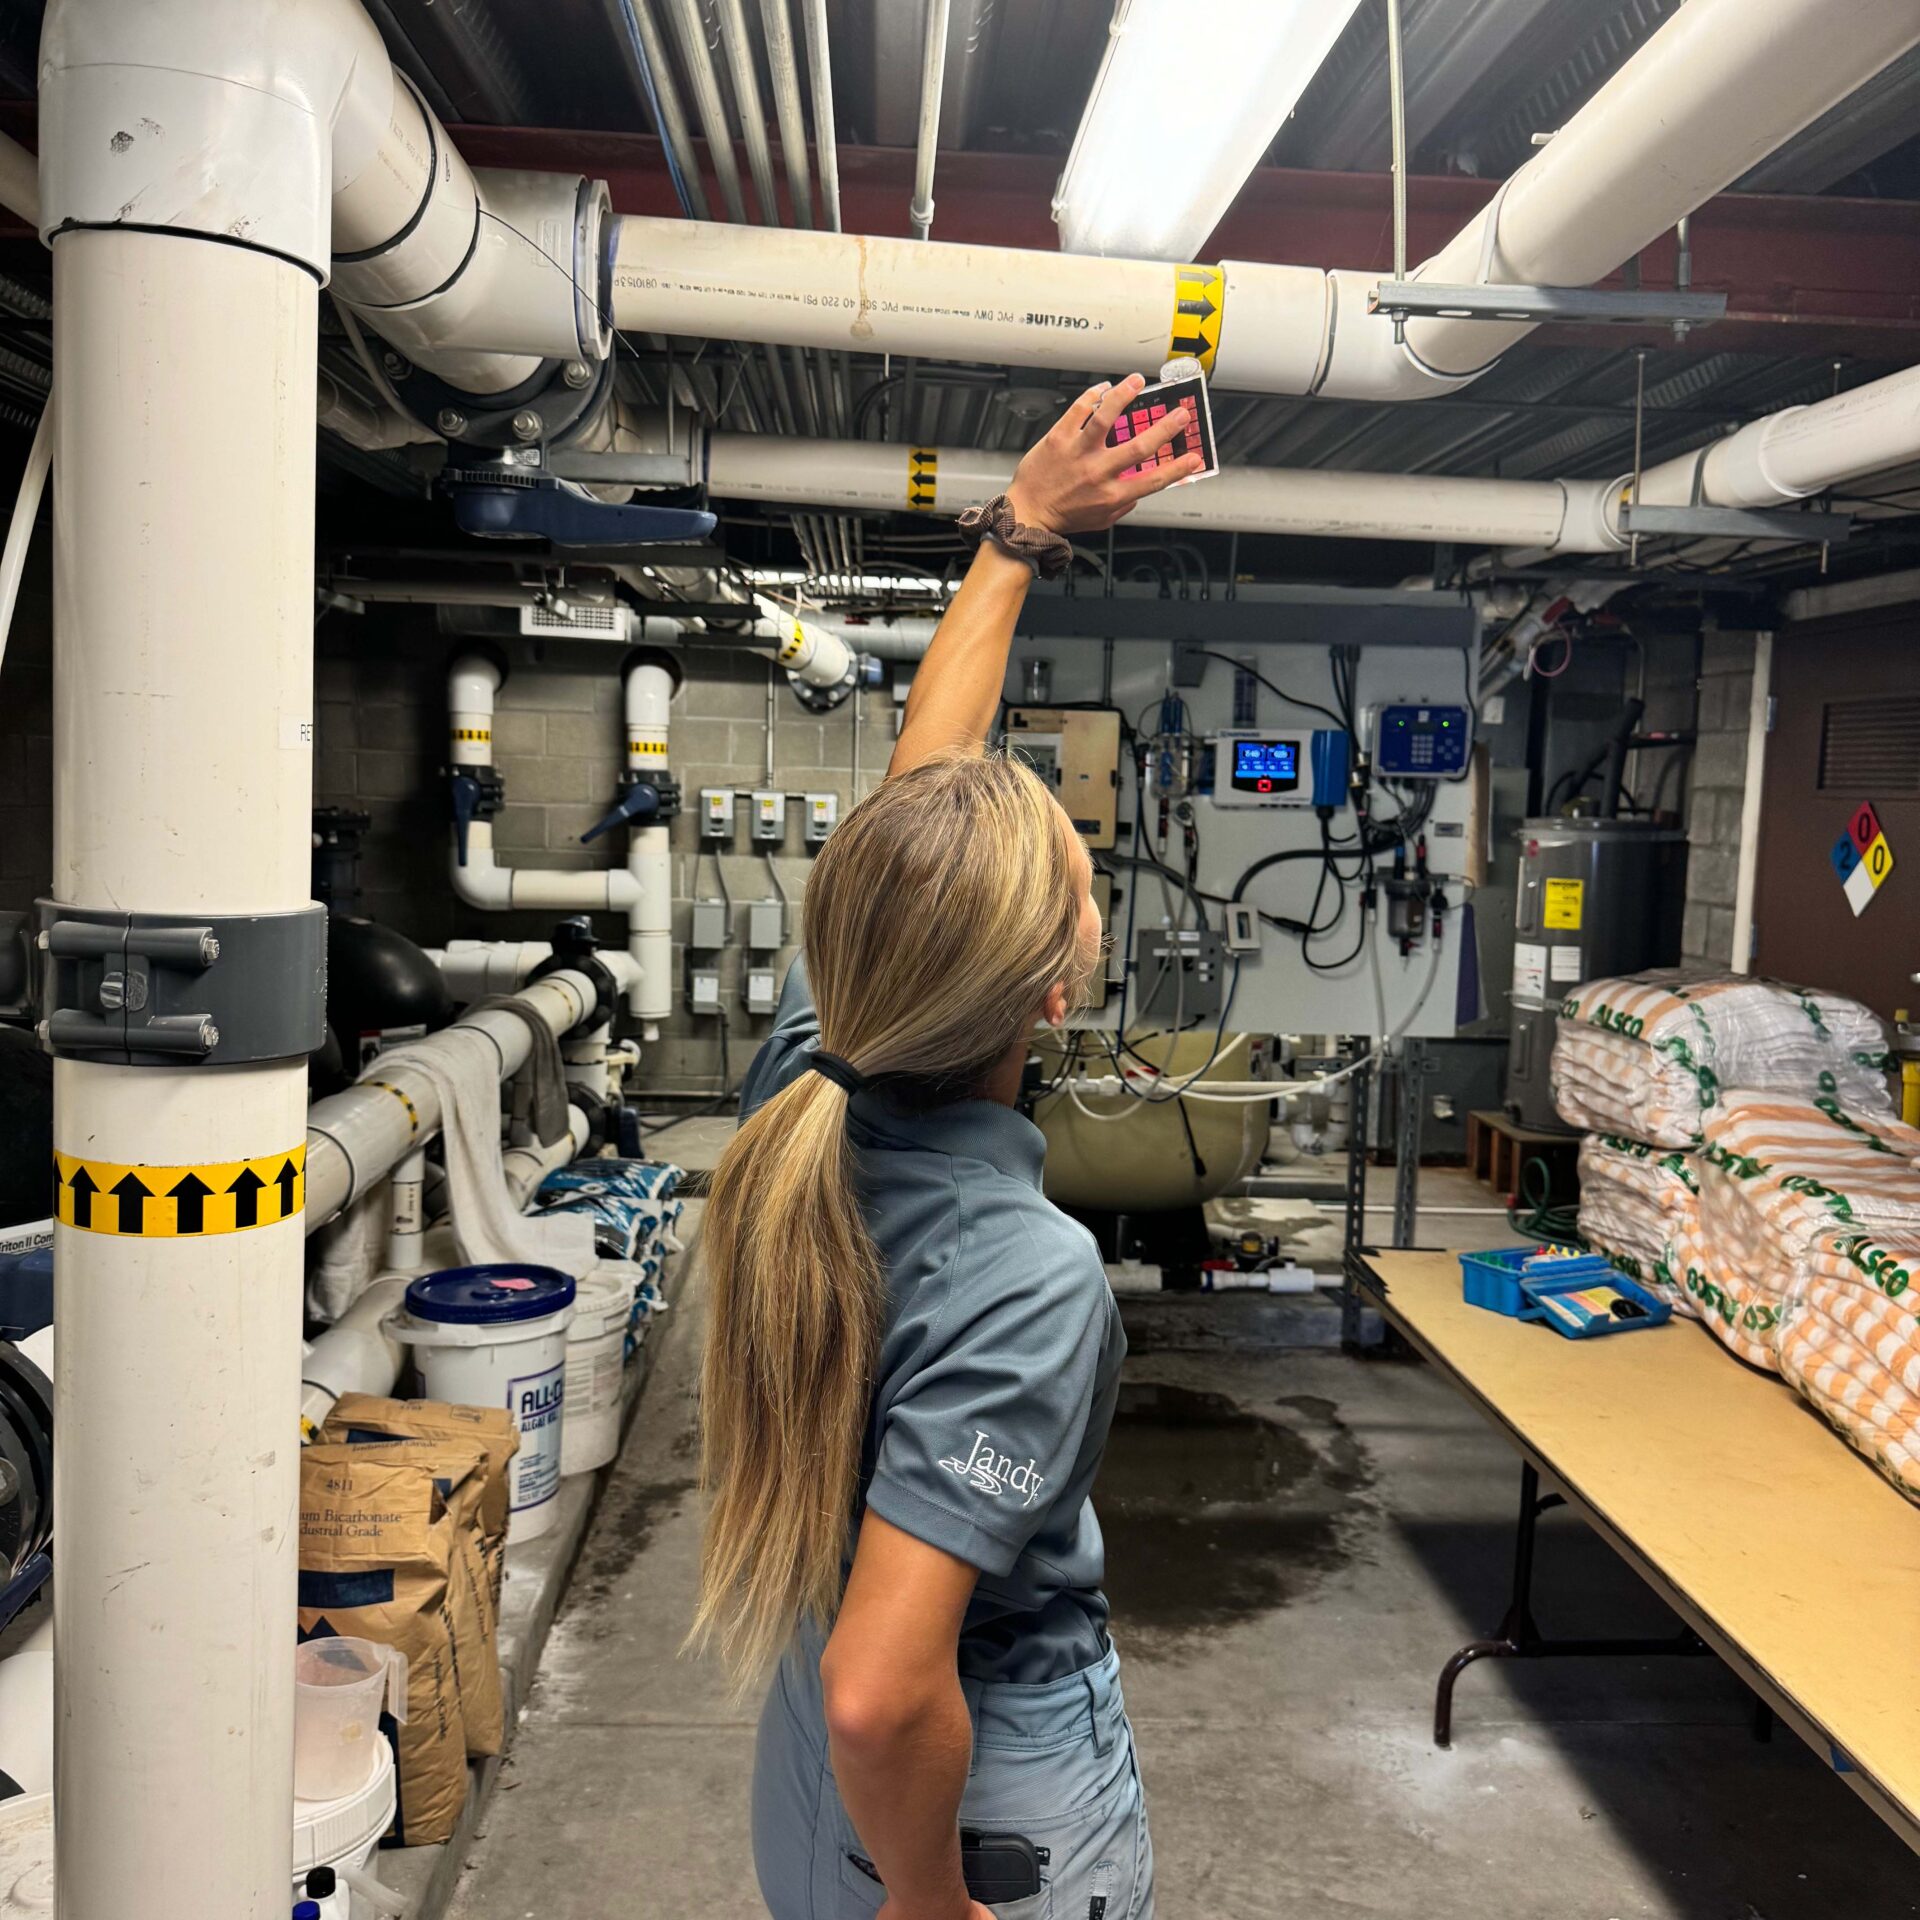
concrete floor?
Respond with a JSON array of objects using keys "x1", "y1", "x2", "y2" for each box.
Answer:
[{"x1": 447, "y1": 1146, "x2": 1917, "y2": 1920}]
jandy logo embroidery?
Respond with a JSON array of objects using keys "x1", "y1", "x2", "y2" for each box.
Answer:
[{"x1": 939, "y1": 1431, "x2": 1046, "y2": 1509}]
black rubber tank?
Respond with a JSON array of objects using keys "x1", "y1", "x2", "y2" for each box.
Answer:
[{"x1": 325, "y1": 916, "x2": 454, "y2": 1066}]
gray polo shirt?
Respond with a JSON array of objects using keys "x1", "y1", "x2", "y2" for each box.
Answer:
[{"x1": 738, "y1": 960, "x2": 1126, "y2": 1685}]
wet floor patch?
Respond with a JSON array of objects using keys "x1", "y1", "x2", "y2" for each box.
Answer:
[
  {"x1": 560, "y1": 1473, "x2": 695, "y2": 1629},
  {"x1": 1095, "y1": 1381, "x2": 1375, "y2": 1647}
]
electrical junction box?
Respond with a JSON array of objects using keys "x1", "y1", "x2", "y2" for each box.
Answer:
[
  {"x1": 1371, "y1": 702, "x2": 1472, "y2": 779},
  {"x1": 1132, "y1": 926, "x2": 1226, "y2": 1022},
  {"x1": 689, "y1": 968, "x2": 722, "y2": 1015},
  {"x1": 750, "y1": 790, "x2": 785, "y2": 844},
  {"x1": 1224, "y1": 902, "x2": 1261, "y2": 954},
  {"x1": 1208, "y1": 732, "x2": 1311, "y2": 807},
  {"x1": 690, "y1": 898, "x2": 729, "y2": 952},
  {"x1": 1004, "y1": 708, "x2": 1121, "y2": 847},
  {"x1": 747, "y1": 898, "x2": 785, "y2": 952},
  {"x1": 743, "y1": 965, "x2": 779, "y2": 1016},
  {"x1": 700, "y1": 788, "x2": 735, "y2": 841},
  {"x1": 804, "y1": 792, "x2": 838, "y2": 844}
]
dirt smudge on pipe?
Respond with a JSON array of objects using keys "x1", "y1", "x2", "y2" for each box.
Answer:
[{"x1": 851, "y1": 235, "x2": 874, "y2": 343}]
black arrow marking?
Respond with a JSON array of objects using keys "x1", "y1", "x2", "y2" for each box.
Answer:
[
  {"x1": 1176, "y1": 292, "x2": 1219, "y2": 319},
  {"x1": 67, "y1": 1164, "x2": 97, "y2": 1229},
  {"x1": 228, "y1": 1166, "x2": 264, "y2": 1229},
  {"x1": 273, "y1": 1158, "x2": 300, "y2": 1219},
  {"x1": 1169, "y1": 331, "x2": 1213, "y2": 359},
  {"x1": 168, "y1": 1171, "x2": 213, "y2": 1235},
  {"x1": 110, "y1": 1172, "x2": 152, "y2": 1235}
]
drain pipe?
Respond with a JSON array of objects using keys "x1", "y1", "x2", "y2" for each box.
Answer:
[
  {"x1": 610, "y1": 0, "x2": 1920, "y2": 400},
  {"x1": 910, "y1": 0, "x2": 953, "y2": 241}
]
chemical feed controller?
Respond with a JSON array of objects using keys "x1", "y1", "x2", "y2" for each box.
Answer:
[
  {"x1": 1210, "y1": 733, "x2": 1309, "y2": 807},
  {"x1": 1371, "y1": 702, "x2": 1472, "y2": 779}
]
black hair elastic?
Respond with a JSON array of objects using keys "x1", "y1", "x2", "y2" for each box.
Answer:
[{"x1": 809, "y1": 1051, "x2": 868, "y2": 1096}]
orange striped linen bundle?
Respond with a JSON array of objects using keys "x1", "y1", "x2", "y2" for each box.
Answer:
[
  {"x1": 1551, "y1": 970, "x2": 1892, "y2": 1148},
  {"x1": 1681, "y1": 1091, "x2": 1920, "y2": 1373},
  {"x1": 1575, "y1": 1132, "x2": 1701, "y2": 1315},
  {"x1": 1778, "y1": 1278, "x2": 1920, "y2": 1502}
]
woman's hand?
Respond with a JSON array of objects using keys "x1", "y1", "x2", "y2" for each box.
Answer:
[{"x1": 1004, "y1": 373, "x2": 1206, "y2": 535}]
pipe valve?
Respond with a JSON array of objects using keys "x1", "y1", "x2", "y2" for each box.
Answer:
[
  {"x1": 580, "y1": 772, "x2": 679, "y2": 845},
  {"x1": 449, "y1": 766, "x2": 505, "y2": 867}
]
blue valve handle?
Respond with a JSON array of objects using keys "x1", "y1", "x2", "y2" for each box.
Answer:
[
  {"x1": 451, "y1": 772, "x2": 484, "y2": 867},
  {"x1": 580, "y1": 783, "x2": 662, "y2": 845}
]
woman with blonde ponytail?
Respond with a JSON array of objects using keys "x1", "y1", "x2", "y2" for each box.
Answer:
[{"x1": 696, "y1": 377, "x2": 1202, "y2": 1920}]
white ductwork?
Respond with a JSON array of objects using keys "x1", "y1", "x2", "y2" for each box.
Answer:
[
  {"x1": 446, "y1": 654, "x2": 674, "y2": 1026},
  {"x1": 612, "y1": 0, "x2": 1920, "y2": 401}
]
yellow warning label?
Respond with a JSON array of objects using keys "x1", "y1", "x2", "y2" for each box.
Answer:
[
  {"x1": 778, "y1": 619, "x2": 808, "y2": 665},
  {"x1": 54, "y1": 1145, "x2": 307, "y2": 1238},
  {"x1": 452, "y1": 728, "x2": 492, "y2": 743},
  {"x1": 1168, "y1": 265, "x2": 1224, "y2": 376},
  {"x1": 906, "y1": 446, "x2": 939, "y2": 513},
  {"x1": 628, "y1": 739, "x2": 669, "y2": 762},
  {"x1": 1544, "y1": 878, "x2": 1585, "y2": 931}
]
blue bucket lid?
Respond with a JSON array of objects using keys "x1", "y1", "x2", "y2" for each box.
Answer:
[{"x1": 405, "y1": 1263, "x2": 576, "y2": 1326}]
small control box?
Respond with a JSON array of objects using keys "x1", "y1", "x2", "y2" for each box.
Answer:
[
  {"x1": 689, "y1": 968, "x2": 722, "y2": 1015},
  {"x1": 750, "y1": 790, "x2": 785, "y2": 843},
  {"x1": 1208, "y1": 733, "x2": 1311, "y2": 807},
  {"x1": 699, "y1": 788, "x2": 735, "y2": 842},
  {"x1": 747, "y1": 898, "x2": 785, "y2": 952},
  {"x1": 804, "y1": 792, "x2": 838, "y2": 845},
  {"x1": 690, "y1": 898, "x2": 729, "y2": 952},
  {"x1": 743, "y1": 964, "x2": 779, "y2": 1016},
  {"x1": 1371, "y1": 703, "x2": 1472, "y2": 779}
]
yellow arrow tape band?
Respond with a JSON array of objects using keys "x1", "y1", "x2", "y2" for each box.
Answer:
[
  {"x1": 54, "y1": 1144, "x2": 308, "y2": 1238},
  {"x1": 906, "y1": 446, "x2": 939, "y2": 513},
  {"x1": 1167, "y1": 265, "x2": 1224, "y2": 377}
]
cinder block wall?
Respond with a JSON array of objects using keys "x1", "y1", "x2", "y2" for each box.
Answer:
[
  {"x1": 315, "y1": 608, "x2": 897, "y2": 1092},
  {"x1": 1680, "y1": 628, "x2": 1760, "y2": 970}
]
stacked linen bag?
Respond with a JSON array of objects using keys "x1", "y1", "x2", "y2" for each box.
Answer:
[
  {"x1": 1575, "y1": 1132, "x2": 1702, "y2": 1315},
  {"x1": 1552, "y1": 970, "x2": 1894, "y2": 1150}
]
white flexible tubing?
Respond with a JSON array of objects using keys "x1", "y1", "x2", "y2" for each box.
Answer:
[{"x1": 0, "y1": 400, "x2": 50, "y2": 684}]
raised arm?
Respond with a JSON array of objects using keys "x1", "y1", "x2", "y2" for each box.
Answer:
[{"x1": 888, "y1": 374, "x2": 1205, "y2": 778}]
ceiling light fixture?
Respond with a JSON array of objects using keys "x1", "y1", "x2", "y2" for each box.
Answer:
[{"x1": 1052, "y1": 0, "x2": 1365, "y2": 261}]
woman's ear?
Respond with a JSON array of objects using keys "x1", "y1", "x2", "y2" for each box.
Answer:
[{"x1": 1041, "y1": 981, "x2": 1069, "y2": 1028}]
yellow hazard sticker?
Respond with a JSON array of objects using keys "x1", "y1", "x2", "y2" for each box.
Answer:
[
  {"x1": 1544, "y1": 878, "x2": 1585, "y2": 931},
  {"x1": 628, "y1": 739, "x2": 669, "y2": 762},
  {"x1": 54, "y1": 1145, "x2": 307, "y2": 1238},
  {"x1": 364, "y1": 1080, "x2": 420, "y2": 1139},
  {"x1": 451, "y1": 727, "x2": 491, "y2": 743},
  {"x1": 1168, "y1": 265, "x2": 1224, "y2": 376},
  {"x1": 778, "y1": 619, "x2": 808, "y2": 665},
  {"x1": 906, "y1": 446, "x2": 939, "y2": 512}
]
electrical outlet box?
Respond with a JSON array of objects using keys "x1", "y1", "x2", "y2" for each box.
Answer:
[
  {"x1": 751, "y1": 790, "x2": 785, "y2": 844},
  {"x1": 747, "y1": 898, "x2": 785, "y2": 952},
  {"x1": 700, "y1": 788, "x2": 735, "y2": 841},
  {"x1": 804, "y1": 792, "x2": 838, "y2": 845},
  {"x1": 690, "y1": 898, "x2": 729, "y2": 951},
  {"x1": 743, "y1": 965, "x2": 779, "y2": 1016},
  {"x1": 689, "y1": 968, "x2": 722, "y2": 1015},
  {"x1": 1225, "y1": 902, "x2": 1261, "y2": 954}
]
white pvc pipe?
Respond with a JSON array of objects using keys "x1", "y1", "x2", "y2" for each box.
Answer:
[
  {"x1": 0, "y1": 129, "x2": 37, "y2": 226},
  {"x1": 1405, "y1": 0, "x2": 1920, "y2": 379},
  {"x1": 304, "y1": 961, "x2": 633, "y2": 1226},
  {"x1": 50, "y1": 226, "x2": 312, "y2": 1918},
  {"x1": 299, "y1": 1272, "x2": 411, "y2": 1430},
  {"x1": 704, "y1": 431, "x2": 1615, "y2": 549},
  {"x1": 614, "y1": 0, "x2": 1920, "y2": 400},
  {"x1": 626, "y1": 660, "x2": 675, "y2": 1028},
  {"x1": 0, "y1": 400, "x2": 51, "y2": 684},
  {"x1": 428, "y1": 938, "x2": 556, "y2": 1000}
]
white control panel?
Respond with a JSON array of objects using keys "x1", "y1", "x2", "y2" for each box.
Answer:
[{"x1": 1208, "y1": 732, "x2": 1312, "y2": 807}]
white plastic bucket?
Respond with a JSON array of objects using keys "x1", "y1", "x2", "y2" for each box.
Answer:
[
  {"x1": 561, "y1": 1270, "x2": 636, "y2": 1478},
  {"x1": 0, "y1": 1793, "x2": 51, "y2": 1917},
  {"x1": 393, "y1": 1265, "x2": 575, "y2": 1541},
  {"x1": 294, "y1": 1739, "x2": 397, "y2": 1919}
]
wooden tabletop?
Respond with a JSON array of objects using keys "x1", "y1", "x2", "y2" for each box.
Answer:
[{"x1": 1361, "y1": 1249, "x2": 1920, "y2": 1851}]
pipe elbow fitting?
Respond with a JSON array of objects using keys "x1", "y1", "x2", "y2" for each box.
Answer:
[{"x1": 39, "y1": 0, "x2": 392, "y2": 275}]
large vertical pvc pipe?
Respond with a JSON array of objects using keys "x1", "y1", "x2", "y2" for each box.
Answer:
[
  {"x1": 626, "y1": 660, "x2": 675, "y2": 1028},
  {"x1": 51, "y1": 229, "x2": 314, "y2": 1917}
]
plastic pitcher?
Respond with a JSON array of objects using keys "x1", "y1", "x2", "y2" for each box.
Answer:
[{"x1": 294, "y1": 1636, "x2": 407, "y2": 1801}]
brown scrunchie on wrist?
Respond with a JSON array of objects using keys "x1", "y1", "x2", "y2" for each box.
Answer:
[{"x1": 955, "y1": 494, "x2": 1075, "y2": 581}]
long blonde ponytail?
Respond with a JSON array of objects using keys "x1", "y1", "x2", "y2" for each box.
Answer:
[{"x1": 691, "y1": 751, "x2": 1096, "y2": 1682}]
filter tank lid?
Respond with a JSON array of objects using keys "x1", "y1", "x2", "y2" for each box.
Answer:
[{"x1": 406, "y1": 1263, "x2": 576, "y2": 1326}]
